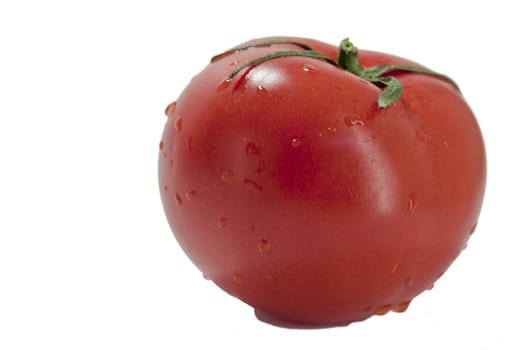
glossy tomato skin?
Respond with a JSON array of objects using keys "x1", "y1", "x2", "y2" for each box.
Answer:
[{"x1": 159, "y1": 37, "x2": 486, "y2": 326}]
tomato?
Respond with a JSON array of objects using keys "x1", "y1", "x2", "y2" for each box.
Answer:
[{"x1": 158, "y1": 36, "x2": 486, "y2": 327}]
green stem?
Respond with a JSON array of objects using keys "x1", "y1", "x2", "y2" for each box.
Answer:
[
  {"x1": 337, "y1": 39, "x2": 460, "y2": 107},
  {"x1": 211, "y1": 40, "x2": 314, "y2": 63},
  {"x1": 337, "y1": 38, "x2": 363, "y2": 75},
  {"x1": 214, "y1": 37, "x2": 461, "y2": 109}
]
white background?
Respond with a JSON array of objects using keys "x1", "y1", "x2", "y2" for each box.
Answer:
[{"x1": 1, "y1": 1, "x2": 523, "y2": 349}]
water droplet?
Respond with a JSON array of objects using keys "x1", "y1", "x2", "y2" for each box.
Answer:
[
  {"x1": 245, "y1": 142, "x2": 261, "y2": 155},
  {"x1": 255, "y1": 85, "x2": 267, "y2": 95},
  {"x1": 186, "y1": 138, "x2": 192, "y2": 152},
  {"x1": 404, "y1": 274, "x2": 414, "y2": 287},
  {"x1": 344, "y1": 115, "x2": 365, "y2": 127},
  {"x1": 257, "y1": 161, "x2": 266, "y2": 173},
  {"x1": 233, "y1": 274, "x2": 243, "y2": 285},
  {"x1": 186, "y1": 190, "x2": 197, "y2": 200},
  {"x1": 217, "y1": 79, "x2": 232, "y2": 91},
  {"x1": 416, "y1": 131, "x2": 432, "y2": 144},
  {"x1": 290, "y1": 138, "x2": 302, "y2": 148},
  {"x1": 469, "y1": 221, "x2": 478, "y2": 235},
  {"x1": 163, "y1": 185, "x2": 168, "y2": 192},
  {"x1": 159, "y1": 141, "x2": 164, "y2": 150},
  {"x1": 327, "y1": 125, "x2": 337, "y2": 133},
  {"x1": 374, "y1": 305, "x2": 391, "y2": 316},
  {"x1": 258, "y1": 239, "x2": 271, "y2": 255},
  {"x1": 302, "y1": 64, "x2": 319, "y2": 73},
  {"x1": 164, "y1": 101, "x2": 177, "y2": 117},
  {"x1": 391, "y1": 260, "x2": 400, "y2": 275},
  {"x1": 244, "y1": 179, "x2": 262, "y2": 192},
  {"x1": 391, "y1": 301, "x2": 411, "y2": 313},
  {"x1": 174, "y1": 117, "x2": 182, "y2": 131},
  {"x1": 363, "y1": 305, "x2": 373, "y2": 312},
  {"x1": 407, "y1": 196, "x2": 417, "y2": 214},
  {"x1": 229, "y1": 60, "x2": 239, "y2": 66},
  {"x1": 217, "y1": 217, "x2": 228, "y2": 229},
  {"x1": 221, "y1": 169, "x2": 234, "y2": 184},
  {"x1": 443, "y1": 140, "x2": 450, "y2": 149},
  {"x1": 169, "y1": 159, "x2": 174, "y2": 169},
  {"x1": 358, "y1": 79, "x2": 372, "y2": 87}
]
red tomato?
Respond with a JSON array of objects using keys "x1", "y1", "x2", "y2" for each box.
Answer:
[{"x1": 158, "y1": 37, "x2": 486, "y2": 327}]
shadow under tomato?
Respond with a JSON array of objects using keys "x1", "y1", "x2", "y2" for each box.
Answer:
[{"x1": 253, "y1": 309, "x2": 351, "y2": 330}]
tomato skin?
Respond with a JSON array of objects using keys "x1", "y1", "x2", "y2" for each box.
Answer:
[{"x1": 159, "y1": 37, "x2": 486, "y2": 326}]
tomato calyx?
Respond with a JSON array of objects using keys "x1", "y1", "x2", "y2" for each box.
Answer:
[
  {"x1": 337, "y1": 38, "x2": 460, "y2": 108},
  {"x1": 212, "y1": 38, "x2": 459, "y2": 109}
]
